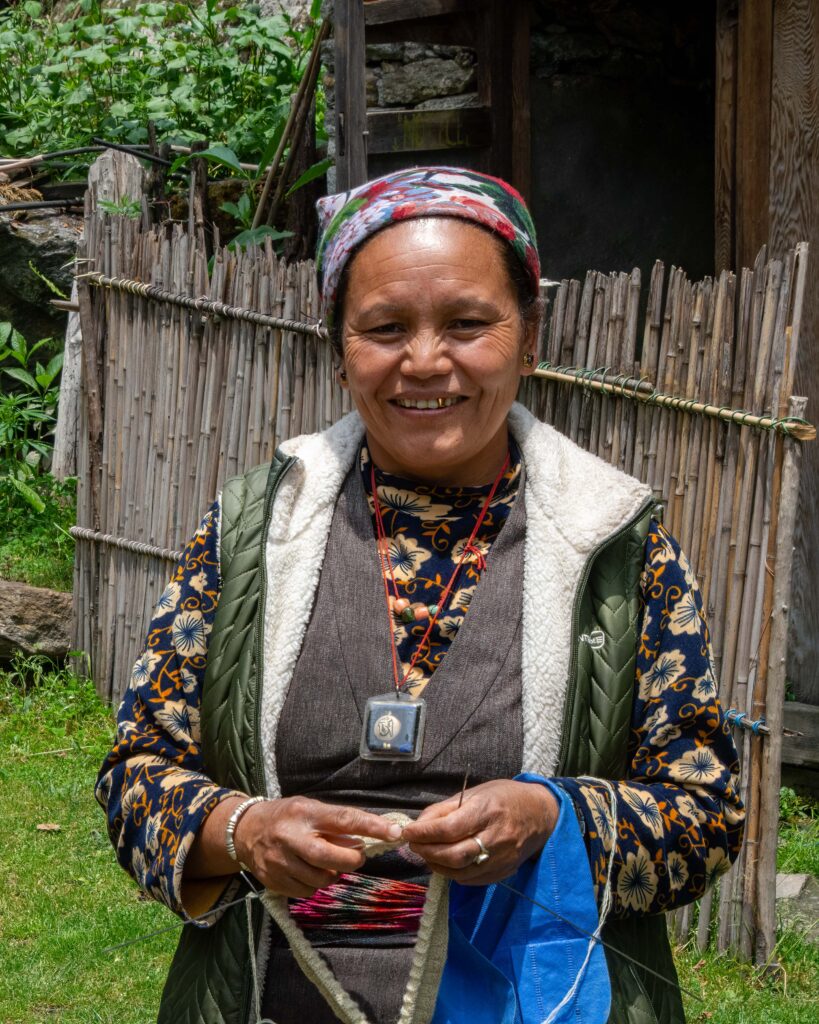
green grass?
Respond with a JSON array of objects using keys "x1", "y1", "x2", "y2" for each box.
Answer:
[
  {"x1": 0, "y1": 656, "x2": 816, "y2": 1023},
  {"x1": 0, "y1": 475, "x2": 75, "y2": 591},
  {"x1": 778, "y1": 788, "x2": 819, "y2": 876},
  {"x1": 0, "y1": 657, "x2": 173, "y2": 1024},
  {"x1": 678, "y1": 928, "x2": 819, "y2": 1023}
]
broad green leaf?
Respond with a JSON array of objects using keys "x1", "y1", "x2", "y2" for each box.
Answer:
[
  {"x1": 285, "y1": 156, "x2": 332, "y2": 197},
  {"x1": 3, "y1": 367, "x2": 38, "y2": 390},
  {"x1": 6, "y1": 475, "x2": 45, "y2": 513},
  {"x1": 228, "y1": 226, "x2": 294, "y2": 252},
  {"x1": 196, "y1": 144, "x2": 244, "y2": 174}
]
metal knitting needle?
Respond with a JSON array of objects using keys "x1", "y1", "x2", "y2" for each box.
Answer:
[
  {"x1": 493, "y1": 878, "x2": 703, "y2": 1003},
  {"x1": 457, "y1": 764, "x2": 471, "y2": 808},
  {"x1": 101, "y1": 889, "x2": 262, "y2": 954}
]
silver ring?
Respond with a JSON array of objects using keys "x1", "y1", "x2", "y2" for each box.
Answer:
[{"x1": 472, "y1": 836, "x2": 491, "y2": 866}]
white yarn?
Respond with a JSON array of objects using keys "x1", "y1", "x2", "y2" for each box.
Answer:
[
  {"x1": 540, "y1": 779, "x2": 618, "y2": 1024},
  {"x1": 253, "y1": 812, "x2": 450, "y2": 1024},
  {"x1": 246, "y1": 892, "x2": 276, "y2": 1024}
]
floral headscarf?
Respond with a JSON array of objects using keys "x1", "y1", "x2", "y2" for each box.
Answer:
[{"x1": 315, "y1": 166, "x2": 540, "y2": 328}]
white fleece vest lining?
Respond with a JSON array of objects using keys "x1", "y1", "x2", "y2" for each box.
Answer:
[{"x1": 259, "y1": 403, "x2": 652, "y2": 797}]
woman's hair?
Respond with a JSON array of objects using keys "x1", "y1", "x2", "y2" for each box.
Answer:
[{"x1": 328, "y1": 225, "x2": 542, "y2": 357}]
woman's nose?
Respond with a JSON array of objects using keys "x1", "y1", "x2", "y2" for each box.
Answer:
[{"x1": 400, "y1": 331, "x2": 451, "y2": 378}]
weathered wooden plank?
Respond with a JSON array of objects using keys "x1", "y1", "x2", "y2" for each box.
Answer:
[
  {"x1": 735, "y1": 0, "x2": 774, "y2": 267},
  {"x1": 334, "y1": 0, "x2": 368, "y2": 190},
  {"x1": 770, "y1": 0, "x2": 819, "y2": 704},
  {"x1": 366, "y1": 105, "x2": 491, "y2": 154},
  {"x1": 782, "y1": 702, "x2": 819, "y2": 770},
  {"x1": 363, "y1": 0, "x2": 472, "y2": 26},
  {"x1": 715, "y1": 0, "x2": 738, "y2": 272}
]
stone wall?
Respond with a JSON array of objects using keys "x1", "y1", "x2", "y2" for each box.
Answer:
[{"x1": 321, "y1": 39, "x2": 477, "y2": 191}]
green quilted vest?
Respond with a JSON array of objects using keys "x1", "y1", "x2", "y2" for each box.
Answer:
[{"x1": 157, "y1": 456, "x2": 684, "y2": 1024}]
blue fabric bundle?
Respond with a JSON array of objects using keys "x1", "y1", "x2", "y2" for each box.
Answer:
[{"x1": 431, "y1": 777, "x2": 611, "y2": 1024}]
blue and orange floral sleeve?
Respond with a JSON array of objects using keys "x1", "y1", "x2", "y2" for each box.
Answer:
[
  {"x1": 94, "y1": 502, "x2": 237, "y2": 919},
  {"x1": 556, "y1": 521, "x2": 745, "y2": 917}
]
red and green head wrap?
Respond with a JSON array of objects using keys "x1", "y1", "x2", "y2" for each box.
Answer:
[{"x1": 315, "y1": 166, "x2": 540, "y2": 329}]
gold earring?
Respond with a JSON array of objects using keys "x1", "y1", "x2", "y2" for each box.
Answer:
[
  {"x1": 522, "y1": 353, "x2": 534, "y2": 368},
  {"x1": 339, "y1": 368, "x2": 347, "y2": 382}
]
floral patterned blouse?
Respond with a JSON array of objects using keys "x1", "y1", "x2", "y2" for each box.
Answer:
[{"x1": 96, "y1": 446, "x2": 744, "y2": 923}]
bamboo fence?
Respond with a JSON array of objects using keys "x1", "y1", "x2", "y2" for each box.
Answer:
[{"x1": 72, "y1": 154, "x2": 811, "y2": 965}]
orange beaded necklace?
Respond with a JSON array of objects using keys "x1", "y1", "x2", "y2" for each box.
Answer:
[{"x1": 369, "y1": 452, "x2": 510, "y2": 694}]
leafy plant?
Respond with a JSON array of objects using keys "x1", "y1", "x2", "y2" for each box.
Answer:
[
  {"x1": 0, "y1": 0, "x2": 325, "y2": 176},
  {"x1": 0, "y1": 322, "x2": 63, "y2": 510},
  {"x1": 98, "y1": 195, "x2": 142, "y2": 219},
  {"x1": 0, "y1": 473, "x2": 76, "y2": 590}
]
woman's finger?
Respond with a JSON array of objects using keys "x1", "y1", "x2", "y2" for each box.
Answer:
[
  {"x1": 401, "y1": 803, "x2": 484, "y2": 845},
  {"x1": 306, "y1": 802, "x2": 404, "y2": 842},
  {"x1": 301, "y1": 834, "x2": 366, "y2": 873},
  {"x1": 407, "y1": 836, "x2": 488, "y2": 872}
]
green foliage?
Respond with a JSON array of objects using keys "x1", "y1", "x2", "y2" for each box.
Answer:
[
  {"x1": 0, "y1": 322, "x2": 62, "y2": 495},
  {"x1": 0, "y1": 0, "x2": 323, "y2": 174},
  {"x1": 778, "y1": 787, "x2": 819, "y2": 876},
  {"x1": 0, "y1": 321, "x2": 74, "y2": 589},
  {"x1": 98, "y1": 195, "x2": 142, "y2": 219},
  {"x1": 0, "y1": 473, "x2": 76, "y2": 590}
]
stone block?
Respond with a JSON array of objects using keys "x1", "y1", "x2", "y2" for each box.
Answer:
[
  {"x1": 378, "y1": 58, "x2": 477, "y2": 107},
  {"x1": 776, "y1": 872, "x2": 819, "y2": 943},
  {"x1": 0, "y1": 579, "x2": 73, "y2": 662},
  {"x1": 415, "y1": 92, "x2": 481, "y2": 111}
]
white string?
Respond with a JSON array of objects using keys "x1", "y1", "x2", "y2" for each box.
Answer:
[
  {"x1": 541, "y1": 779, "x2": 618, "y2": 1024},
  {"x1": 246, "y1": 893, "x2": 277, "y2": 1024}
]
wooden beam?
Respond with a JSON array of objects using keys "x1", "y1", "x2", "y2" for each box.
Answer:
[
  {"x1": 475, "y1": 0, "x2": 530, "y2": 196},
  {"x1": 735, "y1": 0, "x2": 774, "y2": 267},
  {"x1": 366, "y1": 106, "x2": 491, "y2": 154},
  {"x1": 783, "y1": 702, "x2": 819, "y2": 771},
  {"x1": 771, "y1": 0, "x2": 819, "y2": 704},
  {"x1": 715, "y1": 0, "x2": 738, "y2": 273},
  {"x1": 334, "y1": 0, "x2": 368, "y2": 191},
  {"x1": 363, "y1": 0, "x2": 472, "y2": 26}
]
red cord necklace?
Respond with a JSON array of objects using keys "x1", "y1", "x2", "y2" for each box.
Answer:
[{"x1": 369, "y1": 451, "x2": 510, "y2": 695}]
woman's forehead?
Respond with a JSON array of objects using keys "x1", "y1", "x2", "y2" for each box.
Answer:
[{"x1": 348, "y1": 219, "x2": 505, "y2": 278}]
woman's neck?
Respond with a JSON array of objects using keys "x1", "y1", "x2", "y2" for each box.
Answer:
[{"x1": 364, "y1": 426, "x2": 511, "y2": 488}]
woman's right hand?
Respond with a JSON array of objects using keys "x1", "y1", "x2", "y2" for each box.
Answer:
[{"x1": 233, "y1": 796, "x2": 402, "y2": 898}]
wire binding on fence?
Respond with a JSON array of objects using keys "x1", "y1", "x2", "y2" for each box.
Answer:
[
  {"x1": 77, "y1": 271, "x2": 329, "y2": 339},
  {"x1": 533, "y1": 362, "x2": 816, "y2": 440},
  {"x1": 70, "y1": 526, "x2": 183, "y2": 563},
  {"x1": 725, "y1": 708, "x2": 770, "y2": 735}
]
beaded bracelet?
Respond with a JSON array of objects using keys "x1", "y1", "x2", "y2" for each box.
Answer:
[{"x1": 225, "y1": 795, "x2": 268, "y2": 869}]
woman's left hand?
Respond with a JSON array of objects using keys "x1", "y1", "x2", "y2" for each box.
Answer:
[{"x1": 400, "y1": 780, "x2": 560, "y2": 885}]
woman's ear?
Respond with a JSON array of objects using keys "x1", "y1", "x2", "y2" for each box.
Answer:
[{"x1": 336, "y1": 365, "x2": 348, "y2": 388}]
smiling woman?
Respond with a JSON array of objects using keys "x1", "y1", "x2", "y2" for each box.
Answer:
[
  {"x1": 338, "y1": 218, "x2": 539, "y2": 484},
  {"x1": 96, "y1": 167, "x2": 744, "y2": 1024}
]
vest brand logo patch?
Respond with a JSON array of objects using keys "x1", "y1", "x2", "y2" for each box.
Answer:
[{"x1": 580, "y1": 629, "x2": 606, "y2": 650}]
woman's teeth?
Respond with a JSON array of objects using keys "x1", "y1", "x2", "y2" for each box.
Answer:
[{"x1": 395, "y1": 396, "x2": 462, "y2": 410}]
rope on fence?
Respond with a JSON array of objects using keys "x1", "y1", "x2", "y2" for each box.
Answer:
[
  {"x1": 533, "y1": 362, "x2": 816, "y2": 441},
  {"x1": 70, "y1": 526, "x2": 183, "y2": 563},
  {"x1": 77, "y1": 271, "x2": 329, "y2": 339},
  {"x1": 74, "y1": 272, "x2": 816, "y2": 440}
]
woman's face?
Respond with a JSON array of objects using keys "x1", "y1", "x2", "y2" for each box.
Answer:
[{"x1": 339, "y1": 218, "x2": 538, "y2": 485}]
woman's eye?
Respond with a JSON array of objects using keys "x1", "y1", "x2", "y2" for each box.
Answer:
[
  {"x1": 368, "y1": 322, "x2": 404, "y2": 336},
  {"x1": 450, "y1": 319, "x2": 487, "y2": 331}
]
